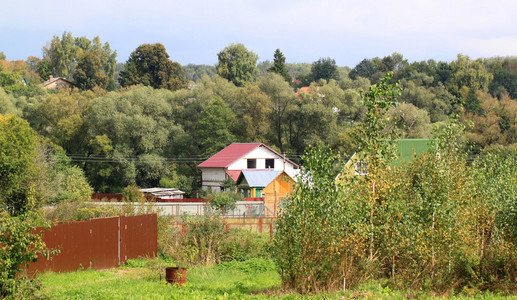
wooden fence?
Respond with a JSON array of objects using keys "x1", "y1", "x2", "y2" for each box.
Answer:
[{"x1": 27, "y1": 214, "x2": 157, "y2": 275}]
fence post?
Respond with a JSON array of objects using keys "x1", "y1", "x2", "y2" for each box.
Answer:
[
  {"x1": 259, "y1": 217, "x2": 263, "y2": 233},
  {"x1": 270, "y1": 223, "x2": 273, "y2": 242}
]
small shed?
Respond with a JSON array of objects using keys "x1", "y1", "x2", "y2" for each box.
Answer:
[
  {"x1": 139, "y1": 188, "x2": 185, "y2": 200},
  {"x1": 262, "y1": 170, "x2": 299, "y2": 216}
]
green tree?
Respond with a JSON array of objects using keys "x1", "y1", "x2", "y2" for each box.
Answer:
[
  {"x1": 42, "y1": 32, "x2": 117, "y2": 86},
  {"x1": 232, "y1": 85, "x2": 272, "y2": 142},
  {"x1": 258, "y1": 73, "x2": 296, "y2": 152},
  {"x1": 310, "y1": 57, "x2": 340, "y2": 82},
  {"x1": 182, "y1": 64, "x2": 216, "y2": 82},
  {"x1": 273, "y1": 144, "x2": 347, "y2": 293},
  {"x1": 26, "y1": 88, "x2": 102, "y2": 153},
  {"x1": 268, "y1": 49, "x2": 291, "y2": 82},
  {"x1": 448, "y1": 54, "x2": 493, "y2": 96},
  {"x1": 355, "y1": 72, "x2": 401, "y2": 260},
  {"x1": 349, "y1": 58, "x2": 378, "y2": 80},
  {"x1": 118, "y1": 43, "x2": 186, "y2": 91},
  {"x1": 74, "y1": 50, "x2": 109, "y2": 90},
  {"x1": 84, "y1": 87, "x2": 184, "y2": 191},
  {"x1": 42, "y1": 31, "x2": 76, "y2": 78},
  {"x1": 42, "y1": 145, "x2": 93, "y2": 205},
  {"x1": 195, "y1": 97, "x2": 236, "y2": 157},
  {"x1": 36, "y1": 58, "x2": 52, "y2": 80},
  {"x1": 0, "y1": 115, "x2": 40, "y2": 216},
  {"x1": 216, "y1": 43, "x2": 258, "y2": 87},
  {"x1": 386, "y1": 102, "x2": 432, "y2": 138}
]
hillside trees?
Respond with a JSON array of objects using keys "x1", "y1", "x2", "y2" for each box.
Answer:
[
  {"x1": 216, "y1": 43, "x2": 259, "y2": 87},
  {"x1": 258, "y1": 73, "x2": 296, "y2": 152},
  {"x1": 195, "y1": 97, "x2": 236, "y2": 157},
  {"x1": 118, "y1": 43, "x2": 186, "y2": 91},
  {"x1": 41, "y1": 32, "x2": 117, "y2": 88},
  {"x1": 74, "y1": 50, "x2": 109, "y2": 90},
  {"x1": 25, "y1": 88, "x2": 104, "y2": 154},
  {"x1": 83, "y1": 86, "x2": 185, "y2": 191}
]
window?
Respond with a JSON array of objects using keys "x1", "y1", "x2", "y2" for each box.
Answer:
[
  {"x1": 265, "y1": 159, "x2": 275, "y2": 169},
  {"x1": 355, "y1": 161, "x2": 368, "y2": 176},
  {"x1": 247, "y1": 159, "x2": 256, "y2": 169}
]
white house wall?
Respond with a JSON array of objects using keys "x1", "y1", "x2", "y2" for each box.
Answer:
[{"x1": 227, "y1": 146, "x2": 296, "y2": 171}]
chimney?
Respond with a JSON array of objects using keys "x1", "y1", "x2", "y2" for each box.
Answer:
[{"x1": 49, "y1": 75, "x2": 53, "y2": 81}]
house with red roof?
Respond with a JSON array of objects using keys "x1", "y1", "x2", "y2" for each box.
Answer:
[{"x1": 197, "y1": 143, "x2": 299, "y2": 192}]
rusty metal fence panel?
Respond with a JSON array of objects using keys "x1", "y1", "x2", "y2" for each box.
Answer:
[
  {"x1": 27, "y1": 214, "x2": 157, "y2": 275},
  {"x1": 120, "y1": 214, "x2": 157, "y2": 262}
]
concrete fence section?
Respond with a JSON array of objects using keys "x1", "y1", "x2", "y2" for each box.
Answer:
[{"x1": 95, "y1": 201, "x2": 267, "y2": 217}]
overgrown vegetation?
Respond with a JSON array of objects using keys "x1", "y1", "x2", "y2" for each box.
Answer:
[
  {"x1": 273, "y1": 73, "x2": 517, "y2": 295},
  {"x1": 159, "y1": 216, "x2": 271, "y2": 267}
]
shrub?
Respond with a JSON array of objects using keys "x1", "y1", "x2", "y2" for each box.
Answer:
[
  {"x1": 0, "y1": 209, "x2": 52, "y2": 299},
  {"x1": 158, "y1": 216, "x2": 271, "y2": 267},
  {"x1": 208, "y1": 191, "x2": 240, "y2": 212}
]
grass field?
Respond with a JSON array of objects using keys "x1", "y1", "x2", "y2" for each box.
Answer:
[
  {"x1": 38, "y1": 257, "x2": 516, "y2": 299},
  {"x1": 39, "y1": 258, "x2": 289, "y2": 299}
]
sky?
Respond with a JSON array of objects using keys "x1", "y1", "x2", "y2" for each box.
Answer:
[{"x1": 2, "y1": 0, "x2": 517, "y2": 68}]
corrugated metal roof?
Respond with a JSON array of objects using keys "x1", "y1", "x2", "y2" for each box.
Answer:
[
  {"x1": 139, "y1": 188, "x2": 185, "y2": 196},
  {"x1": 197, "y1": 143, "x2": 299, "y2": 168},
  {"x1": 394, "y1": 139, "x2": 432, "y2": 165},
  {"x1": 197, "y1": 143, "x2": 263, "y2": 168},
  {"x1": 241, "y1": 170, "x2": 281, "y2": 187},
  {"x1": 226, "y1": 170, "x2": 241, "y2": 181}
]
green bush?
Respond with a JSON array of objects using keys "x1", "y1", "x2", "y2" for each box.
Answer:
[
  {"x1": 0, "y1": 209, "x2": 51, "y2": 299},
  {"x1": 158, "y1": 216, "x2": 272, "y2": 268}
]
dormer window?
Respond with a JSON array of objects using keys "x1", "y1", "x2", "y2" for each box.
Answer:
[
  {"x1": 265, "y1": 159, "x2": 275, "y2": 169},
  {"x1": 247, "y1": 159, "x2": 256, "y2": 169}
]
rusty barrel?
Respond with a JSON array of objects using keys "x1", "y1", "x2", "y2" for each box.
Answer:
[{"x1": 165, "y1": 267, "x2": 187, "y2": 285}]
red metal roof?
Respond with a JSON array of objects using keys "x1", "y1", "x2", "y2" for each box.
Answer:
[
  {"x1": 198, "y1": 143, "x2": 262, "y2": 168},
  {"x1": 226, "y1": 170, "x2": 242, "y2": 181},
  {"x1": 197, "y1": 143, "x2": 299, "y2": 168}
]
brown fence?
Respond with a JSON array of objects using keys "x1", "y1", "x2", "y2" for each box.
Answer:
[{"x1": 27, "y1": 214, "x2": 157, "y2": 275}]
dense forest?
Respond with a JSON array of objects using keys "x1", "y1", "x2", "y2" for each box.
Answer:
[{"x1": 0, "y1": 32, "x2": 516, "y2": 197}]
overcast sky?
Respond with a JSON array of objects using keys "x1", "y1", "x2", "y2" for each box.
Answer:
[{"x1": 2, "y1": 0, "x2": 516, "y2": 68}]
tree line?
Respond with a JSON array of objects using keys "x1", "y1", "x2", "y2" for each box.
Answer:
[{"x1": 0, "y1": 31, "x2": 516, "y2": 197}]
